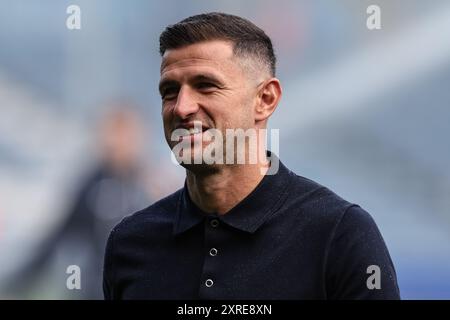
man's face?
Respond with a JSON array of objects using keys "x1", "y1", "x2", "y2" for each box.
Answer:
[{"x1": 159, "y1": 40, "x2": 259, "y2": 168}]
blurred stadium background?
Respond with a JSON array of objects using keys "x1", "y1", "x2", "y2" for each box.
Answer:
[{"x1": 0, "y1": 0, "x2": 449, "y2": 299}]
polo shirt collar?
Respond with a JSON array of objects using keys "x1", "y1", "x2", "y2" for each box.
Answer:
[{"x1": 173, "y1": 151, "x2": 293, "y2": 235}]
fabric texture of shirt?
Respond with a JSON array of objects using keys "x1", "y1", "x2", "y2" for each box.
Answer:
[{"x1": 103, "y1": 153, "x2": 400, "y2": 300}]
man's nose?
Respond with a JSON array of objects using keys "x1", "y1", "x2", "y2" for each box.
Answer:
[{"x1": 173, "y1": 86, "x2": 199, "y2": 119}]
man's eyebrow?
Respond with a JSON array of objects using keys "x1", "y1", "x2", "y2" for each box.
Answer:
[
  {"x1": 190, "y1": 74, "x2": 224, "y2": 85},
  {"x1": 159, "y1": 73, "x2": 225, "y2": 94}
]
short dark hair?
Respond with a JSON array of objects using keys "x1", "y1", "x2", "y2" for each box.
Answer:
[{"x1": 159, "y1": 12, "x2": 276, "y2": 76}]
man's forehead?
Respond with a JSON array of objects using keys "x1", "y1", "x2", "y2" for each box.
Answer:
[{"x1": 160, "y1": 40, "x2": 235, "y2": 74}]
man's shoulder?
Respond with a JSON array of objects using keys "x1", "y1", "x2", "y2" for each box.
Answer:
[
  {"x1": 110, "y1": 187, "x2": 183, "y2": 238},
  {"x1": 289, "y1": 172, "x2": 353, "y2": 209},
  {"x1": 284, "y1": 170, "x2": 379, "y2": 243},
  {"x1": 285, "y1": 170, "x2": 357, "y2": 223}
]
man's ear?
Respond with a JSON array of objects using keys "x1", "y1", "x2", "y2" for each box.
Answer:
[{"x1": 254, "y1": 78, "x2": 282, "y2": 122}]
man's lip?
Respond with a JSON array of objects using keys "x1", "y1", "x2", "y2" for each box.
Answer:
[{"x1": 175, "y1": 123, "x2": 210, "y2": 131}]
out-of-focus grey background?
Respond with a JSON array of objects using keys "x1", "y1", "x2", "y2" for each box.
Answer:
[{"x1": 1, "y1": 0, "x2": 449, "y2": 299}]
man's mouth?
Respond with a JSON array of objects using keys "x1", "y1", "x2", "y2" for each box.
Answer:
[
  {"x1": 183, "y1": 127, "x2": 203, "y2": 136},
  {"x1": 175, "y1": 122, "x2": 210, "y2": 136},
  {"x1": 173, "y1": 122, "x2": 211, "y2": 140}
]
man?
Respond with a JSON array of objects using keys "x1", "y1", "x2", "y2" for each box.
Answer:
[{"x1": 103, "y1": 12, "x2": 400, "y2": 299}]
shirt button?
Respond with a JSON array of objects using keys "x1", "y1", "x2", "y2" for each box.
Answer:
[
  {"x1": 205, "y1": 279, "x2": 214, "y2": 288},
  {"x1": 210, "y1": 219, "x2": 219, "y2": 228},
  {"x1": 209, "y1": 248, "x2": 218, "y2": 256}
]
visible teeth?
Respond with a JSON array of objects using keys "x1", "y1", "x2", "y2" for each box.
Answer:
[{"x1": 188, "y1": 127, "x2": 202, "y2": 135}]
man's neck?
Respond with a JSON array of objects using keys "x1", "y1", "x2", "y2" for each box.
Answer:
[{"x1": 186, "y1": 161, "x2": 269, "y2": 215}]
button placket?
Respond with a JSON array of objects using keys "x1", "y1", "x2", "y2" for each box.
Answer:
[
  {"x1": 199, "y1": 216, "x2": 223, "y2": 298},
  {"x1": 207, "y1": 219, "x2": 219, "y2": 259}
]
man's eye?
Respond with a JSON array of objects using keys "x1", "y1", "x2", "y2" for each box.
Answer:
[
  {"x1": 161, "y1": 88, "x2": 178, "y2": 100},
  {"x1": 196, "y1": 82, "x2": 217, "y2": 90}
]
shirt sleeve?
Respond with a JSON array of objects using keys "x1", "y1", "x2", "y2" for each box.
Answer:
[
  {"x1": 325, "y1": 205, "x2": 400, "y2": 299},
  {"x1": 103, "y1": 228, "x2": 116, "y2": 300}
]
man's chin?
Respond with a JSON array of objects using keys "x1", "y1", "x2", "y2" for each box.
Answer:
[{"x1": 181, "y1": 162, "x2": 221, "y2": 175}]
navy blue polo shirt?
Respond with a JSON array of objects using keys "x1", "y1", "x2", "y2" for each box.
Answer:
[{"x1": 103, "y1": 154, "x2": 400, "y2": 299}]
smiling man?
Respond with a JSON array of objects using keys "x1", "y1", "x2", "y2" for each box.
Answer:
[{"x1": 103, "y1": 12, "x2": 400, "y2": 300}]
